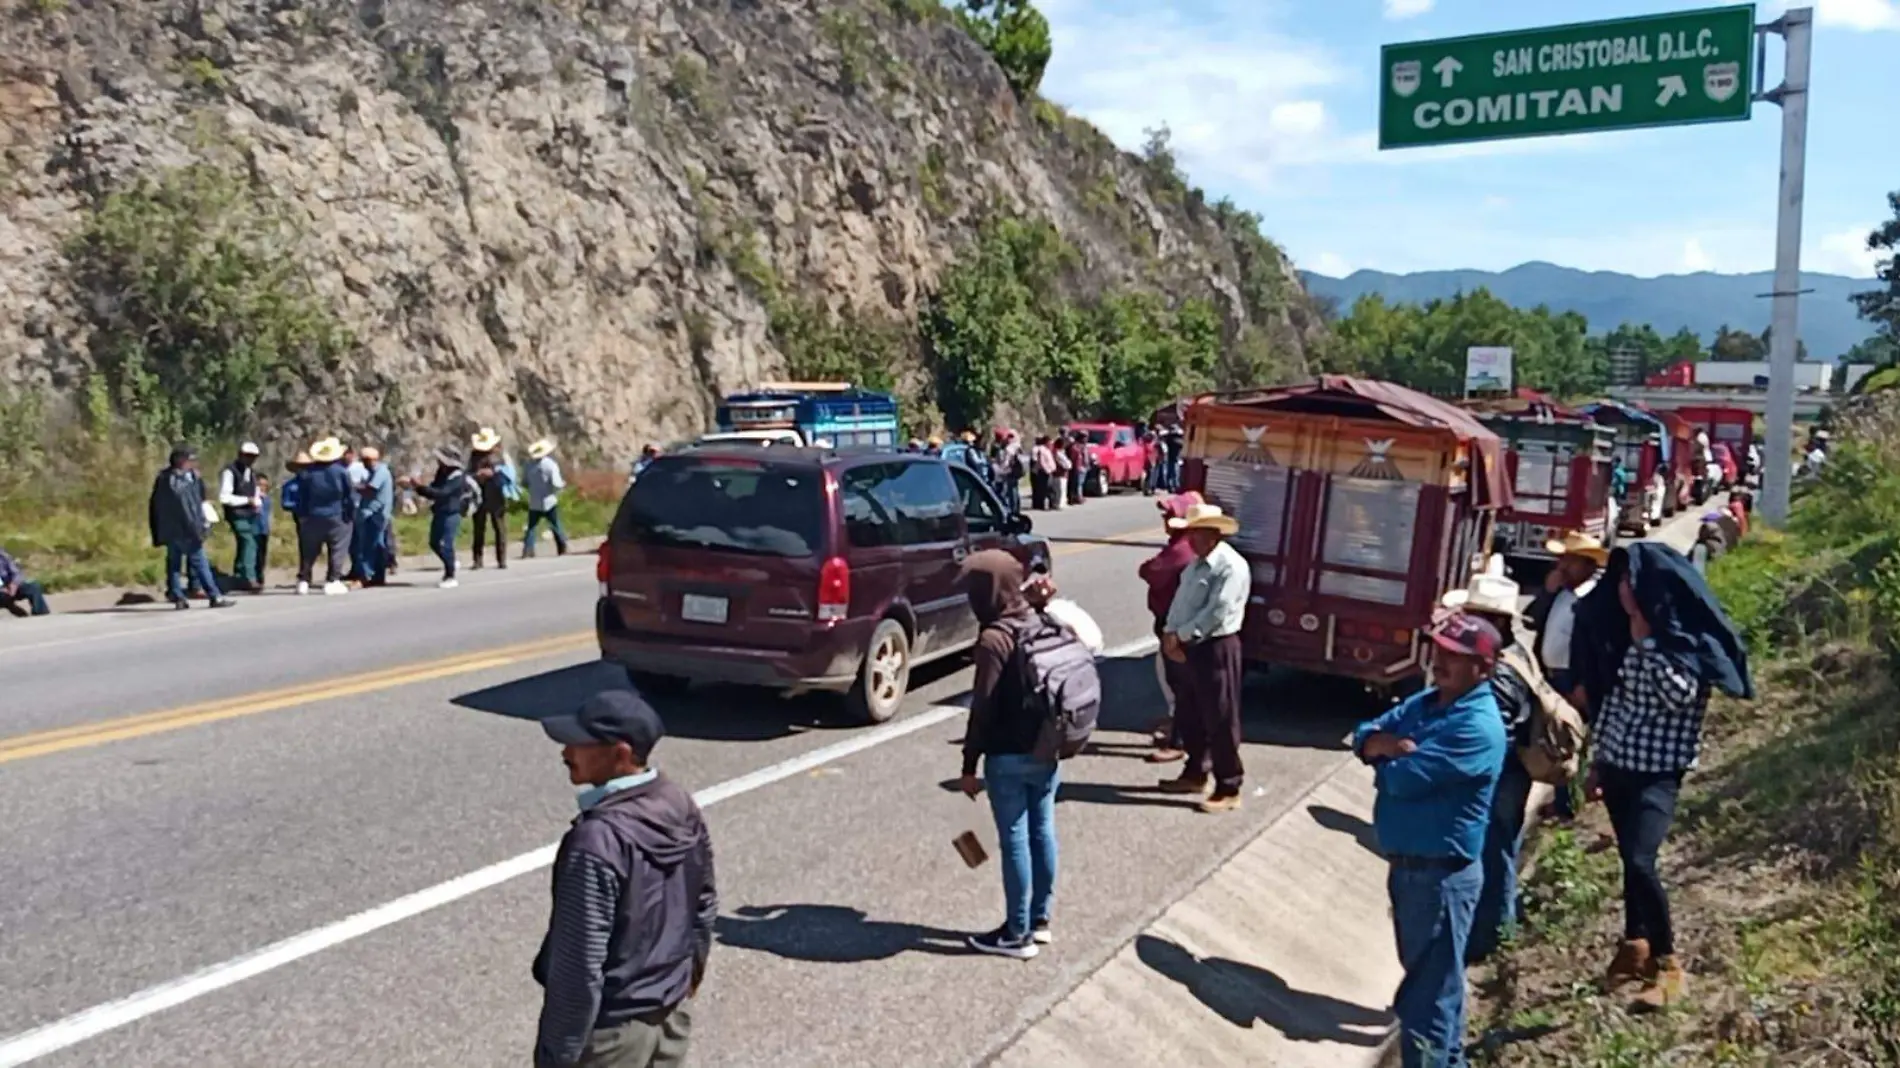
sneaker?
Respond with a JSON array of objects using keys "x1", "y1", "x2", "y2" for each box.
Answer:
[
  {"x1": 438, "y1": 577, "x2": 459, "y2": 589},
  {"x1": 208, "y1": 598, "x2": 236, "y2": 609},
  {"x1": 1031, "y1": 921, "x2": 1053, "y2": 945},
  {"x1": 296, "y1": 581, "x2": 310, "y2": 596},
  {"x1": 170, "y1": 597, "x2": 190, "y2": 611},
  {"x1": 322, "y1": 581, "x2": 348, "y2": 596},
  {"x1": 968, "y1": 926, "x2": 1038, "y2": 960}
]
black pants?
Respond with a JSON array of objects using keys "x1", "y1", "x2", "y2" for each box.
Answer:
[
  {"x1": 470, "y1": 508, "x2": 506, "y2": 567},
  {"x1": 297, "y1": 517, "x2": 351, "y2": 584},
  {"x1": 1029, "y1": 471, "x2": 1051, "y2": 510},
  {"x1": 1178, "y1": 633, "x2": 1245, "y2": 794},
  {"x1": 1600, "y1": 764, "x2": 1684, "y2": 957}
]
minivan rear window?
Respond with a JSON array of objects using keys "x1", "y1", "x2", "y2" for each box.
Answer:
[{"x1": 619, "y1": 458, "x2": 825, "y2": 558}]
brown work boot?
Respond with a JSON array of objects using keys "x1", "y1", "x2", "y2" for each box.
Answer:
[
  {"x1": 1198, "y1": 791, "x2": 1241, "y2": 814},
  {"x1": 1603, "y1": 938, "x2": 1652, "y2": 994},
  {"x1": 1629, "y1": 955, "x2": 1688, "y2": 1013},
  {"x1": 1145, "y1": 747, "x2": 1187, "y2": 764},
  {"x1": 1157, "y1": 775, "x2": 1210, "y2": 795}
]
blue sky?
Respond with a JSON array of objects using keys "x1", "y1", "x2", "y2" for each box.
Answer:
[{"x1": 1037, "y1": 0, "x2": 1897, "y2": 279}]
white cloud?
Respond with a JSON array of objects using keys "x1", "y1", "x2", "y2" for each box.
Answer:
[
  {"x1": 1383, "y1": 0, "x2": 1434, "y2": 19},
  {"x1": 1814, "y1": 226, "x2": 1882, "y2": 276},
  {"x1": 1680, "y1": 238, "x2": 1716, "y2": 272},
  {"x1": 1814, "y1": 0, "x2": 1900, "y2": 31},
  {"x1": 1038, "y1": 0, "x2": 1355, "y2": 191},
  {"x1": 1309, "y1": 251, "x2": 1354, "y2": 277}
]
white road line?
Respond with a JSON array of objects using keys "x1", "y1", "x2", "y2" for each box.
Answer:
[{"x1": 0, "y1": 636, "x2": 1156, "y2": 1066}]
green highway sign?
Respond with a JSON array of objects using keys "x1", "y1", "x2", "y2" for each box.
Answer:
[{"x1": 1380, "y1": 4, "x2": 1756, "y2": 150}]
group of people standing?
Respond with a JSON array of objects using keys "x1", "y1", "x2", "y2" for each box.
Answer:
[
  {"x1": 142, "y1": 428, "x2": 573, "y2": 604},
  {"x1": 1350, "y1": 528, "x2": 1750, "y2": 1067}
]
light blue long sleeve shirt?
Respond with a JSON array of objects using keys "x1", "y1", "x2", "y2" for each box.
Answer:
[
  {"x1": 1163, "y1": 540, "x2": 1249, "y2": 643},
  {"x1": 358, "y1": 465, "x2": 395, "y2": 518},
  {"x1": 1352, "y1": 684, "x2": 1507, "y2": 862}
]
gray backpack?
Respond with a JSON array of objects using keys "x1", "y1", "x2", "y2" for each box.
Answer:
[{"x1": 1005, "y1": 613, "x2": 1102, "y2": 760}]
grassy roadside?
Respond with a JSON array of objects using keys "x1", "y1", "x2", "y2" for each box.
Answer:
[
  {"x1": 0, "y1": 439, "x2": 626, "y2": 594},
  {"x1": 1467, "y1": 406, "x2": 1900, "y2": 1066}
]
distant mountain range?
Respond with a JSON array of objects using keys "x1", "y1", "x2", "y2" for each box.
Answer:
[{"x1": 1299, "y1": 261, "x2": 1880, "y2": 360}]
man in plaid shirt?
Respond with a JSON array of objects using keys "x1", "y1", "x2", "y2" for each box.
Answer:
[{"x1": 1583, "y1": 543, "x2": 1750, "y2": 1014}]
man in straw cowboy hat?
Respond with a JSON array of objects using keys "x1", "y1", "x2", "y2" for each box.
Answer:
[
  {"x1": 468, "y1": 427, "x2": 513, "y2": 570},
  {"x1": 1157, "y1": 502, "x2": 1250, "y2": 813},
  {"x1": 1353, "y1": 611, "x2": 1508, "y2": 1068},
  {"x1": 1440, "y1": 556, "x2": 1540, "y2": 964},
  {"x1": 291, "y1": 436, "x2": 356, "y2": 596},
  {"x1": 1527, "y1": 530, "x2": 1606, "y2": 821},
  {"x1": 523, "y1": 437, "x2": 570, "y2": 558}
]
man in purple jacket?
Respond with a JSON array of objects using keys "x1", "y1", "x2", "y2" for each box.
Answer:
[{"x1": 534, "y1": 690, "x2": 717, "y2": 1068}]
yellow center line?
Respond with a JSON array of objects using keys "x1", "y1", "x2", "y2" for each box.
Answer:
[
  {"x1": 0, "y1": 521, "x2": 1161, "y2": 764},
  {"x1": 0, "y1": 632, "x2": 596, "y2": 765}
]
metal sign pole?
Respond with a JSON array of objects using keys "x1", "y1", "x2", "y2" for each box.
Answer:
[{"x1": 1759, "y1": 7, "x2": 1812, "y2": 526}]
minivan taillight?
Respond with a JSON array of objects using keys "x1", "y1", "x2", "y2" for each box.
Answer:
[
  {"x1": 817, "y1": 556, "x2": 850, "y2": 622},
  {"x1": 596, "y1": 543, "x2": 611, "y2": 593}
]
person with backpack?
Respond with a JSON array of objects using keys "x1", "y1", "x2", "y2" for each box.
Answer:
[
  {"x1": 958, "y1": 549, "x2": 1100, "y2": 960},
  {"x1": 1439, "y1": 557, "x2": 1541, "y2": 964},
  {"x1": 1158, "y1": 503, "x2": 1249, "y2": 813}
]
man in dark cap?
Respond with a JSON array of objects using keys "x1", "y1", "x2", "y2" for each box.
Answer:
[
  {"x1": 147, "y1": 444, "x2": 233, "y2": 610},
  {"x1": 534, "y1": 690, "x2": 716, "y2": 1068},
  {"x1": 1352, "y1": 612, "x2": 1508, "y2": 1068}
]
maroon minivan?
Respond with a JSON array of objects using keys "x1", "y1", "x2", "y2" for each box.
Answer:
[{"x1": 597, "y1": 447, "x2": 1050, "y2": 723}]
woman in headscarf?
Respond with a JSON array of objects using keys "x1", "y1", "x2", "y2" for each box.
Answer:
[{"x1": 1574, "y1": 542, "x2": 1750, "y2": 1013}]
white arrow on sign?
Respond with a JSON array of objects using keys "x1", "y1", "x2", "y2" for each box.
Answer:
[
  {"x1": 1656, "y1": 74, "x2": 1687, "y2": 107},
  {"x1": 1432, "y1": 56, "x2": 1463, "y2": 89}
]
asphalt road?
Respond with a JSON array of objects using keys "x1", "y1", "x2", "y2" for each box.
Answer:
[{"x1": 0, "y1": 491, "x2": 1644, "y2": 1068}]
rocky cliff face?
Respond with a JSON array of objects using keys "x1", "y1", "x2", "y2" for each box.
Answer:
[{"x1": 0, "y1": 0, "x2": 1320, "y2": 459}]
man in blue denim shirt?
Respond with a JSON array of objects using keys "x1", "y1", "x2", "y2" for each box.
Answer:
[{"x1": 1353, "y1": 613, "x2": 1508, "y2": 1068}]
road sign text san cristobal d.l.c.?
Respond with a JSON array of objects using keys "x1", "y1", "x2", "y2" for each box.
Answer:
[{"x1": 1379, "y1": 4, "x2": 1756, "y2": 150}]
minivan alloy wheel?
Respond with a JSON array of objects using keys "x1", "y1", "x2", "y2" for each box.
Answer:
[{"x1": 849, "y1": 618, "x2": 910, "y2": 723}]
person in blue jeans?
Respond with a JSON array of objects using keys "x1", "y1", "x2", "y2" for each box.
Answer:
[
  {"x1": 1438, "y1": 558, "x2": 1539, "y2": 964},
  {"x1": 1354, "y1": 613, "x2": 1507, "y2": 1068},
  {"x1": 147, "y1": 444, "x2": 234, "y2": 610},
  {"x1": 352, "y1": 447, "x2": 395, "y2": 586},
  {"x1": 958, "y1": 549, "x2": 1058, "y2": 959},
  {"x1": 405, "y1": 449, "x2": 470, "y2": 589}
]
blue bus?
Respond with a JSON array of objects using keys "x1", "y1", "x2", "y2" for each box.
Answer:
[{"x1": 714, "y1": 382, "x2": 900, "y2": 449}]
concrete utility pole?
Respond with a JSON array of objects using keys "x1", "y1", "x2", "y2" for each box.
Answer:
[{"x1": 1759, "y1": 7, "x2": 1812, "y2": 526}]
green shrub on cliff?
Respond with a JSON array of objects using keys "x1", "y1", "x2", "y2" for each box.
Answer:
[
  {"x1": 65, "y1": 162, "x2": 351, "y2": 444},
  {"x1": 953, "y1": 0, "x2": 1052, "y2": 99}
]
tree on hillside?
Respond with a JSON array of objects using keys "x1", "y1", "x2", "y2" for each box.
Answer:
[
  {"x1": 1661, "y1": 327, "x2": 1705, "y2": 365},
  {"x1": 956, "y1": 0, "x2": 1052, "y2": 99},
  {"x1": 1709, "y1": 323, "x2": 1766, "y2": 362},
  {"x1": 1852, "y1": 190, "x2": 1900, "y2": 341},
  {"x1": 1759, "y1": 324, "x2": 1809, "y2": 363},
  {"x1": 1317, "y1": 288, "x2": 1606, "y2": 398}
]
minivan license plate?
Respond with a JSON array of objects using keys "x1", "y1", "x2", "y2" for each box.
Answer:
[{"x1": 681, "y1": 594, "x2": 729, "y2": 625}]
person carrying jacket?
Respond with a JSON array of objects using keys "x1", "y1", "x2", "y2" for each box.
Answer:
[
  {"x1": 958, "y1": 549, "x2": 1061, "y2": 960},
  {"x1": 1353, "y1": 613, "x2": 1507, "y2": 1068},
  {"x1": 148, "y1": 444, "x2": 232, "y2": 610},
  {"x1": 1136, "y1": 492, "x2": 1202, "y2": 765},
  {"x1": 1439, "y1": 556, "x2": 1539, "y2": 964},
  {"x1": 534, "y1": 690, "x2": 716, "y2": 1068},
  {"x1": 291, "y1": 437, "x2": 357, "y2": 596},
  {"x1": 1577, "y1": 542, "x2": 1750, "y2": 1012},
  {"x1": 404, "y1": 448, "x2": 471, "y2": 589}
]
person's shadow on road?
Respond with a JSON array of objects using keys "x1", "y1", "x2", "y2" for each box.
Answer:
[
  {"x1": 1135, "y1": 935, "x2": 1390, "y2": 1046},
  {"x1": 1307, "y1": 804, "x2": 1383, "y2": 858},
  {"x1": 716, "y1": 904, "x2": 970, "y2": 963}
]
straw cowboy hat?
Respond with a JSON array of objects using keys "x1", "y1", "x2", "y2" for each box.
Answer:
[
  {"x1": 1544, "y1": 530, "x2": 1610, "y2": 565},
  {"x1": 470, "y1": 427, "x2": 502, "y2": 452},
  {"x1": 308, "y1": 437, "x2": 345, "y2": 463},
  {"x1": 527, "y1": 438, "x2": 556, "y2": 460},
  {"x1": 1167, "y1": 502, "x2": 1240, "y2": 536},
  {"x1": 1441, "y1": 554, "x2": 1520, "y2": 619}
]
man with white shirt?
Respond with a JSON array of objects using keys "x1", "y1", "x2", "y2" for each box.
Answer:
[
  {"x1": 1530, "y1": 530, "x2": 1606, "y2": 821},
  {"x1": 1158, "y1": 503, "x2": 1251, "y2": 813},
  {"x1": 218, "y1": 442, "x2": 266, "y2": 592}
]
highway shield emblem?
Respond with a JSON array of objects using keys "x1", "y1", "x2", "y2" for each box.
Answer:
[
  {"x1": 1703, "y1": 62, "x2": 1739, "y2": 104},
  {"x1": 1390, "y1": 61, "x2": 1421, "y2": 99}
]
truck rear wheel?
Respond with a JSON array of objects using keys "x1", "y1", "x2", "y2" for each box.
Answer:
[{"x1": 1086, "y1": 467, "x2": 1110, "y2": 497}]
